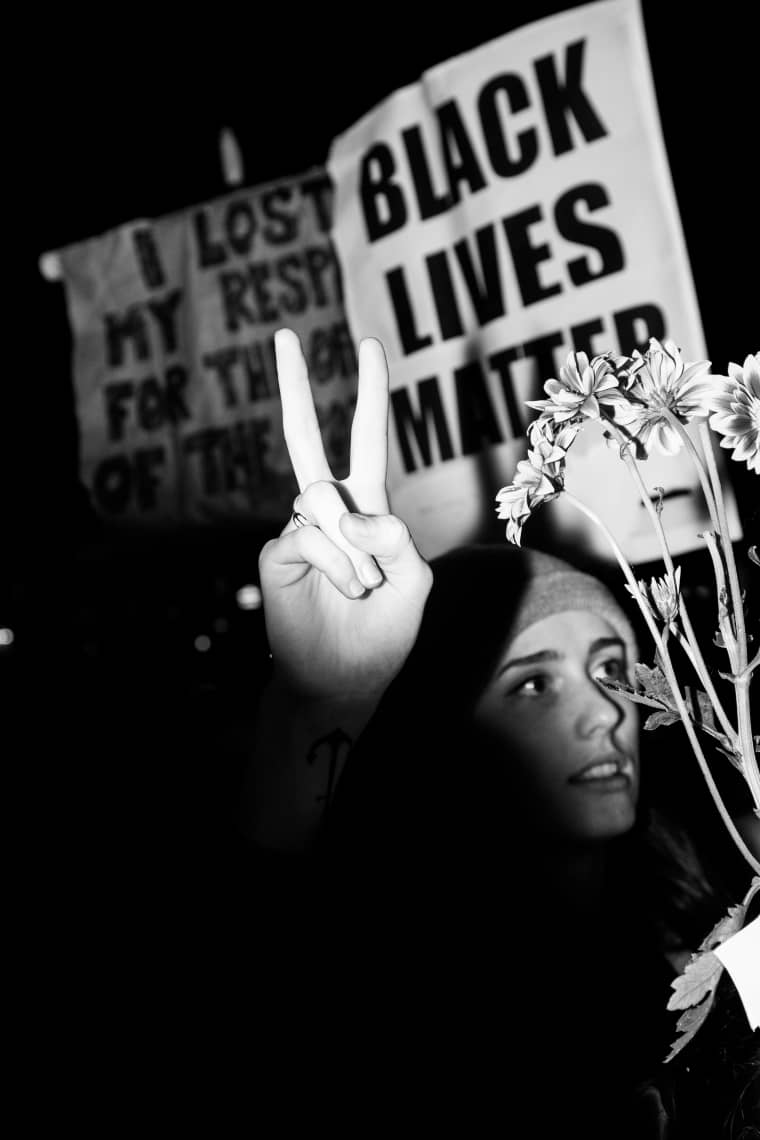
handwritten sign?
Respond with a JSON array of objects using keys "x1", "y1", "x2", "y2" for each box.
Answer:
[{"x1": 58, "y1": 168, "x2": 357, "y2": 527}]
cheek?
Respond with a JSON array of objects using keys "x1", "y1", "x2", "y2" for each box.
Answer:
[
  {"x1": 617, "y1": 699, "x2": 640, "y2": 751},
  {"x1": 475, "y1": 701, "x2": 563, "y2": 776}
]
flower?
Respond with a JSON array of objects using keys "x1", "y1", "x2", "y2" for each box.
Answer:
[
  {"x1": 707, "y1": 352, "x2": 760, "y2": 474},
  {"x1": 526, "y1": 350, "x2": 632, "y2": 424},
  {"x1": 650, "y1": 567, "x2": 682, "y2": 623},
  {"x1": 495, "y1": 419, "x2": 572, "y2": 544},
  {"x1": 623, "y1": 338, "x2": 716, "y2": 456},
  {"x1": 495, "y1": 480, "x2": 534, "y2": 545}
]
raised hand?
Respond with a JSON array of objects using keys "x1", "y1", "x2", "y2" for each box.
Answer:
[{"x1": 258, "y1": 328, "x2": 433, "y2": 704}]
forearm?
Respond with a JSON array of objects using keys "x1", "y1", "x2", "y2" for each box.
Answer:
[{"x1": 243, "y1": 679, "x2": 381, "y2": 853}]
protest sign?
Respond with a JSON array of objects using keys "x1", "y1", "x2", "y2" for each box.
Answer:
[
  {"x1": 57, "y1": 168, "x2": 357, "y2": 528},
  {"x1": 327, "y1": 0, "x2": 741, "y2": 561}
]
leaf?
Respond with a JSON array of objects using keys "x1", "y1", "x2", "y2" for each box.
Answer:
[
  {"x1": 596, "y1": 676, "x2": 668, "y2": 709},
  {"x1": 666, "y1": 949, "x2": 723, "y2": 1012},
  {"x1": 664, "y1": 901, "x2": 748, "y2": 1063},
  {"x1": 644, "y1": 710, "x2": 682, "y2": 730},
  {"x1": 665, "y1": 993, "x2": 717, "y2": 1062},
  {"x1": 692, "y1": 689, "x2": 716, "y2": 731},
  {"x1": 696, "y1": 902, "x2": 746, "y2": 954},
  {"x1": 633, "y1": 663, "x2": 677, "y2": 708},
  {"x1": 749, "y1": 545, "x2": 759, "y2": 568}
]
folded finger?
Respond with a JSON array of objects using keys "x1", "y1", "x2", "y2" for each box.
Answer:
[
  {"x1": 339, "y1": 512, "x2": 432, "y2": 592},
  {"x1": 259, "y1": 527, "x2": 367, "y2": 600},
  {"x1": 296, "y1": 481, "x2": 384, "y2": 590}
]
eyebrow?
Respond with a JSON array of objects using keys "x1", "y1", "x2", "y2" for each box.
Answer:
[
  {"x1": 497, "y1": 636, "x2": 624, "y2": 676},
  {"x1": 497, "y1": 649, "x2": 561, "y2": 675}
]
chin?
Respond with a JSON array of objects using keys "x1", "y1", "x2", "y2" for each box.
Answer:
[{"x1": 592, "y1": 801, "x2": 638, "y2": 840}]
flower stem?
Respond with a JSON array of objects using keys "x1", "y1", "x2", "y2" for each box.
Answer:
[
  {"x1": 696, "y1": 424, "x2": 758, "y2": 815},
  {"x1": 563, "y1": 490, "x2": 760, "y2": 876},
  {"x1": 609, "y1": 426, "x2": 737, "y2": 745},
  {"x1": 697, "y1": 422, "x2": 748, "y2": 665},
  {"x1": 662, "y1": 411, "x2": 722, "y2": 533}
]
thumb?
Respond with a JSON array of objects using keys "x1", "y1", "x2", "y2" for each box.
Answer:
[{"x1": 339, "y1": 512, "x2": 432, "y2": 586}]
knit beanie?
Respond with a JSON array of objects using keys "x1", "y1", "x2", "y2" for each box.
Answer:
[
  {"x1": 394, "y1": 543, "x2": 640, "y2": 714},
  {"x1": 501, "y1": 548, "x2": 639, "y2": 667}
]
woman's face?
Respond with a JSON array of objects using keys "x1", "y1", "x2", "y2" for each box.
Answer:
[{"x1": 473, "y1": 610, "x2": 639, "y2": 845}]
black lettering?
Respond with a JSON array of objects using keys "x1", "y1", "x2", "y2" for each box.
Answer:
[
  {"x1": 220, "y1": 422, "x2": 253, "y2": 492},
  {"x1": 316, "y1": 400, "x2": 351, "y2": 475},
  {"x1": 300, "y1": 174, "x2": 333, "y2": 234},
  {"x1": 402, "y1": 125, "x2": 454, "y2": 219},
  {"x1": 104, "y1": 308, "x2": 150, "y2": 367},
  {"x1": 614, "y1": 303, "x2": 666, "y2": 356},
  {"x1": 164, "y1": 365, "x2": 191, "y2": 423},
  {"x1": 184, "y1": 429, "x2": 222, "y2": 495},
  {"x1": 132, "y1": 227, "x2": 166, "y2": 289},
  {"x1": 304, "y1": 247, "x2": 337, "y2": 307},
  {"x1": 105, "y1": 381, "x2": 134, "y2": 442},
  {"x1": 249, "y1": 263, "x2": 279, "y2": 323},
  {"x1": 146, "y1": 289, "x2": 183, "y2": 355},
  {"x1": 277, "y1": 253, "x2": 309, "y2": 315},
  {"x1": 193, "y1": 210, "x2": 227, "y2": 268},
  {"x1": 478, "y1": 74, "x2": 538, "y2": 176},
  {"x1": 308, "y1": 320, "x2": 358, "y2": 384},
  {"x1": 502, "y1": 206, "x2": 562, "y2": 306},
  {"x1": 360, "y1": 144, "x2": 407, "y2": 241},
  {"x1": 426, "y1": 251, "x2": 464, "y2": 340},
  {"x1": 249, "y1": 418, "x2": 276, "y2": 488},
  {"x1": 219, "y1": 271, "x2": 256, "y2": 332},
  {"x1": 571, "y1": 318, "x2": 606, "y2": 358},
  {"x1": 455, "y1": 360, "x2": 504, "y2": 454},
  {"x1": 135, "y1": 446, "x2": 165, "y2": 510},
  {"x1": 226, "y1": 200, "x2": 256, "y2": 257},
  {"x1": 555, "y1": 183, "x2": 625, "y2": 285},
  {"x1": 243, "y1": 341, "x2": 277, "y2": 402},
  {"x1": 329, "y1": 319, "x2": 358, "y2": 378},
  {"x1": 387, "y1": 267, "x2": 434, "y2": 355},
  {"x1": 391, "y1": 377, "x2": 454, "y2": 472},
  {"x1": 437, "y1": 100, "x2": 487, "y2": 203},
  {"x1": 204, "y1": 348, "x2": 241, "y2": 408},
  {"x1": 522, "y1": 332, "x2": 565, "y2": 390},
  {"x1": 454, "y1": 225, "x2": 505, "y2": 326},
  {"x1": 261, "y1": 186, "x2": 299, "y2": 244},
  {"x1": 137, "y1": 377, "x2": 166, "y2": 431},
  {"x1": 534, "y1": 40, "x2": 608, "y2": 156}
]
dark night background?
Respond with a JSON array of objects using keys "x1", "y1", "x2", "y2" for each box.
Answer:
[{"x1": 3, "y1": 4, "x2": 758, "y2": 1101}]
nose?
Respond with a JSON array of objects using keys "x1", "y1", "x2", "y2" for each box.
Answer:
[{"x1": 575, "y1": 675, "x2": 623, "y2": 739}]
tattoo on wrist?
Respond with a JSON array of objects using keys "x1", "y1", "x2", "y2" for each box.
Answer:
[{"x1": 307, "y1": 727, "x2": 352, "y2": 816}]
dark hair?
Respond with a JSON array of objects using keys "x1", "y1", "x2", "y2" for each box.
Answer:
[{"x1": 327, "y1": 542, "x2": 637, "y2": 872}]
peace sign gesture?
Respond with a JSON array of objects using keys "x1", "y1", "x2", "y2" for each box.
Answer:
[{"x1": 258, "y1": 329, "x2": 433, "y2": 704}]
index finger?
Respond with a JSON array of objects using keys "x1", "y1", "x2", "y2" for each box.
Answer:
[{"x1": 274, "y1": 328, "x2": 333, "y2": 490}]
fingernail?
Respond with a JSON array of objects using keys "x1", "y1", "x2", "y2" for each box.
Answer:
[
  {"x1": 348, "y1": 579, "x2": 365, "y2": 598},
  {"x1": 359, "y1": 563, "x2": 383, "y2": 588}
]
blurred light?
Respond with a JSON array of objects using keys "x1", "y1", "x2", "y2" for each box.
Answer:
[
  {"x1": 236, "y1": 585, "x2": 262, "y2": 611},
  {"x1": 194, "y1": 635, "x2": 211, "y2": 653},
  {"x1": 213, "y1": 617, "x2": 229, "y2": 633},
  {"x1": 0, "y1": 628, "x2": 14, "y2": 647}
]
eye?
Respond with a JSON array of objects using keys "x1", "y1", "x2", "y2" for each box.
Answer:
[
  {"x1": 592, "y1": 656, "x2": 627, "y2": 682},
  {"x1": 509, "y1": 673, "x2": 550, "y2": 698}
]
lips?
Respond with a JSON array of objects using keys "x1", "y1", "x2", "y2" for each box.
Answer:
[{"x1": 569, "y1": 754, "x2": 635, "y2": 785}]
